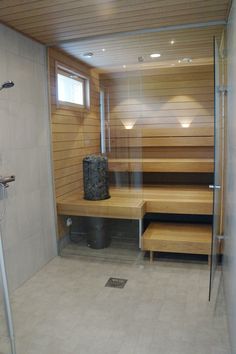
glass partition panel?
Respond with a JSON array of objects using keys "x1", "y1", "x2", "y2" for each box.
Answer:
[
  {"x1": 0, "y1": 268, "x2": 12, "y2": 354},
  {"x1": 101, "y1": 69, "x2": 143, "y2": 190},
  {"x1": 0, "y1": 187, "x2": 15, "y2": 354},
  {"x1": 209, "y1": 36, "x2": 224, "y2": 301}
]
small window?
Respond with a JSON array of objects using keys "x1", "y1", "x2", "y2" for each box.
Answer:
[{"x1": 56, "y1": 64, "x2": 90, "y2": 109}]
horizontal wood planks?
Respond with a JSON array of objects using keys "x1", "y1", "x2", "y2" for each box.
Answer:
[
  {"x1": 0, "y1": 0, "x2": 229, "y2": 43},
  {"x1": 57, "y1": 184, "x2": 213, "y2": 219},
  {"x1": 101, "y1": 65, "x2": 214, "y2": 160},
  {"x1": 108, "y1": 158, "x2": 214, "y2": 173},
  {"x1": 60, "y1": 27, "x2": 223, "y2": 72},
  {"x1": 48, "y1": 48, "x2": 100, "y2": 200},
  {"x1": 142, "y1": 222, "x2": 212, "y2": 255}
]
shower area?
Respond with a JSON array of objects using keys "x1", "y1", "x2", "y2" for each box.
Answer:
[{"x1": 0, "y1": 23, "x2": 58, "y2": 354}]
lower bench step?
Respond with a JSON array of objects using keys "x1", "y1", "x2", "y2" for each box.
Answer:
[{"x1": 142, "y1": 222, "x2": 212, "y2": 262}]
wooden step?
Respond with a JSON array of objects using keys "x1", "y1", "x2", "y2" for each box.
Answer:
[{"x1": 142, "y1": 222, "x2": 212, "y2": 262}]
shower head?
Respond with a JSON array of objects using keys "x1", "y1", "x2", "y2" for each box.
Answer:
[{"x1": 0, "y1": 81, "x2": 15, "y2": 91}]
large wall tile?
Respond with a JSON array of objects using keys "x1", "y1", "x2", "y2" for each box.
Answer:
[{"x1": 0, "y1": 24, "x2": 57, "y2": 291}]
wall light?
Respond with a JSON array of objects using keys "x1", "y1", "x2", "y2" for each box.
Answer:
[
  {"x1": 121, "y1": 119, "x2": 136, "y2": 130},
  {"x1": 181, "y1": 122, "x2": 191, "y2": 128},
  {"x1": 179, "y1": 118, "x2": 193, "y2": 128}
]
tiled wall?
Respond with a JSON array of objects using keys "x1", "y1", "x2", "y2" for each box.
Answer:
[
  {"x1": 224, "y1": 2, "x2": 236, "y2": 352},
  {"x1": 0, "y1": 24, "x2": 57, "y2": 291}
]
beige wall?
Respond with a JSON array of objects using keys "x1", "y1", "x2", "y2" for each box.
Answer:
[{"x1": 0, "y1": 24, "x2": 57, "y2": 291}]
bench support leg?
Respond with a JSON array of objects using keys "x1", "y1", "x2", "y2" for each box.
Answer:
[
  {"x1": 139, "y1": 219, "x2": 143, "y2": 249},
  {"x1": 150, "y1": 251, "x2": 153, "y2": 263}
]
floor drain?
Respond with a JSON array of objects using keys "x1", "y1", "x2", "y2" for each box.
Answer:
[{"x1": 105, "y1": 277, "x2": 128, "y2": 289}]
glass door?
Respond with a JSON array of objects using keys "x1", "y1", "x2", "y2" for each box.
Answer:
[
  {"x1": 0, "y1": 185, "x2": 16, "y2": 354},
  {"x1": 209, "y1": 37, "x2": 225, "y2": 301},
  {"x1": 0, "y1": 240, "x2": 16, "y2": 354},
  {"x1": 0, "y1": 265, "x2": 12, "y2": 354}
]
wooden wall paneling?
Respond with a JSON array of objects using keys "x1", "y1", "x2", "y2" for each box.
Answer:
[
  {"x1": 101, "y1": 64, "x2": 214, "y2": 161},
  {"x1": 48, "y1": 48, "x2": 101, "y2": 211}
]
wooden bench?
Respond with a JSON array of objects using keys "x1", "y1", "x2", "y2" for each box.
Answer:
[
  {"x1": 57, "y1": 185, "x2": 213, "y2": 217},
  {"x1": 57, "y1": 185, "x2": 213, "y2": 248},
  {"x1": 142, "y1": 222, "x2": 212, "y2": 263},
  {"x1": 57, "y1": 193, "x2": 145, "y2": 220},
  {"x1": 110, "y1": 185, "x2": 213, "y2": 215}
]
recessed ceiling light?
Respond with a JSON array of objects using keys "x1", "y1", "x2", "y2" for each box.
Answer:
[
  {"x1": 83, "y1": 52, "x2": 94, "y2": 58},
  {"x1": 122, "y1": 65, "x2": 127, "y2": 68},
  {"x1": 102, "y1": 48, "x2": 106, "y2": 52},
  {"x1": 150, "y1": 53, "x2": 161, "y2": 58},
  {"x1": 170, "y1": 40, "x2": 175, "y2": 45}
]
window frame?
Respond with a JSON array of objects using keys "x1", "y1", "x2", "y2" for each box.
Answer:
[{"x1": 55, "y1": 62, "x2": 90, "y2": 111}]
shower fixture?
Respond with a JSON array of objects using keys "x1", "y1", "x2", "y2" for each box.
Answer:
[
  {"x1": 0, "y1": 81, "x2": 15, "y2": 91},
  {"x1": 0, "y1": 175, "x2": 15, "y2": 187}
]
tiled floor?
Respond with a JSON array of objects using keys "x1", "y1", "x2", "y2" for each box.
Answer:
[{"x1": 1, "y1": 256, "x2": 231, "y2": 354}]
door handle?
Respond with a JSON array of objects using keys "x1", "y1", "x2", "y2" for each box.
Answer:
[{"x1": 209, "y1": 185, "x2": 221, "y2": 190}]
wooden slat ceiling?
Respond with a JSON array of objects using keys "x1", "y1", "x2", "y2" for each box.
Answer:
[
  {"x1": 0, "y1": 0, "x2": 229, "y2": 71},
  {"x1": 59, "y1": 27, "x2": 222, "y2": 72},
  {"x1": 0, "y1": 0, "x2": 229, "y2": 44}
]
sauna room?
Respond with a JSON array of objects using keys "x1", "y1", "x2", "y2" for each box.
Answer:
[
  {"x1": 51, "y1": 29, "x2": 218, "y2": 265},
  {"x1": 1, "y1": 1, "x2": 235, "y2": 354}
]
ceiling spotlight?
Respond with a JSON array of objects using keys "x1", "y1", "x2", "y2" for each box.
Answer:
[
  {"x1": 150, "y1": 53, "x2": 161, "y2": 58},
  {"x1": 102, "y1": 48, "x2": 106, "y2": 52},
  {"x1": 122, "y1": 65, "x2": 127, "y2": 69},
  {"x1": 182, "y1": 57, "x2": 192, "y2": 63},
  {"x1": 138, "y1": 56, "x2": 144, "y2": 63},
  {"x1": 170, "y1": 40, "x2": 175, "y2": 45},
  {"x1": 83, "y1": 52, "x2": 94, "y2": 58},
  {"x1": 178, "y1": 57, "x2": 192, "y2": 64}
]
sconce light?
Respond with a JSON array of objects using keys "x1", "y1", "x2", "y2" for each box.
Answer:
[
  {"x1": 121, "y1": 119, "x2": 137, "y2": 130},
  {"x1": 181, "y1": 122, "x2": 191, "y2": 128},
  {"x1": 178, "y1": 118, "x2": 193, "y2": 128}
]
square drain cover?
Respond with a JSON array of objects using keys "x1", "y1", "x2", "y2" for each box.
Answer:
[{"x1": 105, "y1": 277, "x2": 127, "y2": 289}]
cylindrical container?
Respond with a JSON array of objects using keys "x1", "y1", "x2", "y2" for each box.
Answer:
[
  {"x1": 86, "y1": 217, "x2": 111, "y2": 249},
  {"x1": 83, "y1": 155, "x2": 110, "y2": 200}
]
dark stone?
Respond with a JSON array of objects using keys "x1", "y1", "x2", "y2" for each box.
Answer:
[{"x1": 83, "y1": 154, "x2": 110, "y2": 200}]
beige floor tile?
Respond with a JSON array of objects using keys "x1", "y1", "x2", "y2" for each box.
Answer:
[{"x1": 5, "y1": 256, "x2": 231, "y2": 354}]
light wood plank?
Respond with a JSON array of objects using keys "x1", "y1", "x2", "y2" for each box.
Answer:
[
  {"x1": 57, "y1": 184, "x2": 213, "y2": 218},
  {"x1": 108, "y1": 158, "x2": 214, "y2": 173},
  {"x1": 142, "y1": 222, "x2": 212, "y2": 255}
]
